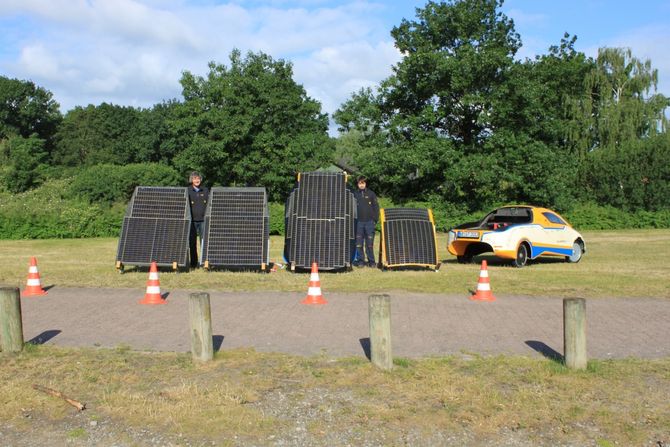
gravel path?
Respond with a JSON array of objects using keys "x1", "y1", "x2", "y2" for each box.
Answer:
[{"x1": 18, "y1": 287, "x2": 670, "y2": 359}]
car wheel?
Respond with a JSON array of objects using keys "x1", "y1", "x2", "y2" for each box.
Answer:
[
  {"x1": 566, "y1": 241, "x2": 583, "y2": 263},
  {"x1": 457, "y1": 255, "x2": 472, "y2": 264},
  {"x1": 512, "y1": 243, "x2": 528, "y2": 268}
]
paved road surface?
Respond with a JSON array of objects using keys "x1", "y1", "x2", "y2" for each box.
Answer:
[{"x1": 16, "y1": 287, "x2": 670, "y2": 359}]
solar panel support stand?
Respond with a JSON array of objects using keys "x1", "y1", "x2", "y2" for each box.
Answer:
[{"x1": 115, "y1": 261, "x2": 124, "y2": 274}]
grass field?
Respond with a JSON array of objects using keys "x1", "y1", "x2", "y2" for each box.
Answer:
[
  {"x1": 1, "y1": 229, "x2": 669, "y2": 298},
  {"x1": 1, "y1": 231, "x2": 669, "y2": 445},
  {"x1": 1, "y1": 346, "x2": 669, "y2": 446}
]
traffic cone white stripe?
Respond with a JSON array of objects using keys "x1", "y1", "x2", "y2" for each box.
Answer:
[
  {"x1": 22, "y1": 257, "x2": 48, "y2": 297},
  {"x1": 302, "y1": 262, "x2": 327, "y2": 305},
  {"x1": 469, "y1": 259, "x2": 496, "y2": 302},
  {"x1": 139, "y1": 261, "x2": 166, "y2": 304}
]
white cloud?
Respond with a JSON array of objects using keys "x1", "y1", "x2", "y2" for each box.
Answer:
[
  {"x1": 1, "y1": 0, "x2": 400, "y2": 116},
  {"x1": 294, "y1": 40, "x2": 399, "y2": 112}
]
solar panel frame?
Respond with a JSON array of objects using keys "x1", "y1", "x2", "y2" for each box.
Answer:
[
  {"x1": 201, "y1": 187, "x2": 270, "y2": 270},
  {"x1": 115, "y1": 186, "x2": 191, "y2": 268},
  {"x1": 284, "y1": 172, "x2": 355, "y2": 271},
  {"x1": 379, "y1": 207, "x2": 440, "y2": 270}
]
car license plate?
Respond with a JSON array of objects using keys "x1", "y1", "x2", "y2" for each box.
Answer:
[{"x1": 457, "y1": 231, "x2": 480, "y2": 239}]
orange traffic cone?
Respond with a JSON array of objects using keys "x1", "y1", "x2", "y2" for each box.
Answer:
[
  {"x1": 22, "y1": 257, "x2": 48, "y2": 297},
  {"x1": 301, "y1": 262, "x2": 327, "y2": 305},
  {"x1": 470, "y1": 260, "x2": 496, "y2": 302},
  {"x1": 139, "y1": 262, "x2": 165, "y2": 305}
]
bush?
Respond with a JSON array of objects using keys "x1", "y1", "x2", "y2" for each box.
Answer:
[
  {"x1": 68, "y1": 163, "x2": 182, "y2": 204},
  {"x1": 0, "y1": 179, "x2": 124, "y2": 239},
  {"x1": 269, "y1": 202, "x2": 285, "y2": 235},
  {"x1": 563, "y1": 203, "x2": 670, "y2": 230}
]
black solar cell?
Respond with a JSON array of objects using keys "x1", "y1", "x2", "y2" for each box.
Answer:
[
  {"x1": 201, "y1": 187, "x2": 269, "y2": 269},
  {"x1": 284, "y1": 172, "x2": 355, "y2": 271},
  {"x1": 380, "y1": 208, "x2": 439, "y2": 270},
  {"x1": 115, "y1": 187, "x2": 191, "y2": 269}
]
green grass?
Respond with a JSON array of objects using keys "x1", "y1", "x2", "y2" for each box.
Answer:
[
  {"x1": 0, "y1": 230, "x2": 668, "y2": 298},
  {"x1": 2, "y1": 231, "x2": 669, "y2": 445},
  {"x1": 0, "y1": 345, "x2": 668, "y2": 445}
]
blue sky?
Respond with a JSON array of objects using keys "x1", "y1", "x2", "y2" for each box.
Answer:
[{"x1": 1, "y1": 0, "x2": 668, "y2": 123}]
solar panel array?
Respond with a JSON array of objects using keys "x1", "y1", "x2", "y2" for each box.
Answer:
[
  {"x1": 284, "y1": 172, "x2": 355, "y2": 270},
  {"x1": 201, "y1": 187, "x2": 269, "y2": 269},
  {"x1": 380, "y1": 208, "x2": 439, "y2": 270},
  {"x1": 116, "y1": 186, "x2": 191, "y2": 268}
]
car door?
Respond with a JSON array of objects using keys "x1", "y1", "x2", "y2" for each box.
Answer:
[{"x1": 535, "y1": 210, "x2": 572, "y2": 256}]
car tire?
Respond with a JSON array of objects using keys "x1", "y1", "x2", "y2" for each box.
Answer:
[
  {"x1": 512, "y1": 243, "x2": 528, "y2": 268},
  {"x1": 566, "y1": 241, "x2": 583, "y2": 263},
  {"x1": 457, "y1": 255, "x2": 472, "y2": 264}
]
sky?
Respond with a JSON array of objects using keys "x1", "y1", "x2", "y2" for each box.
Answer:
[{"x1": 1, "y1": 0, "x2": 669, "y2": 131}]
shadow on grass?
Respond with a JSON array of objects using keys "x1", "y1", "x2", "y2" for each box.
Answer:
[{"x1": 525, "y1": 340, "x2": 563, "y2": 363}]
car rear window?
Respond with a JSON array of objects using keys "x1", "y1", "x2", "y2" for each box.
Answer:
[{"x1": 543, "y1": 212, "x2": 566, "y2": 225}]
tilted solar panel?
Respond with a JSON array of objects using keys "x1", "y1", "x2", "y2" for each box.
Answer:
[
  {"x1": 380, "y1": 208, "x2": 440, "y2": 270},
  {"x1": 116, "y1": 186, "x2": 191, "y2": 269},
  {"x1": 384, "y1": 208, "x2": 431, "y2": 221},
  {"x1": 201, "y1": 187, "x2": 269, "y2": 270},
  {"x1": 284, "y1": 172, "x2": 355, "y2": 271}
]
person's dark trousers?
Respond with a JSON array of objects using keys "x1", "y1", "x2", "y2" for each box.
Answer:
[
  {"x1": 189, "y1": 221, "x2": 204, "y2": 267},
  {"x1": 355, "y1": 220, "x2": 376, "y2": 266}
]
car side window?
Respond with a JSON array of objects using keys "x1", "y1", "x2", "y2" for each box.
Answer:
[{"x1": 543, "y1": 212, "x2": 565, "y2": 225}]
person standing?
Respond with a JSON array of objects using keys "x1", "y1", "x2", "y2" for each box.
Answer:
[
  {"x1": 354, "y1": 175, "x2": 379, "y2": 267},
  {"x1": 188, "y1": 171, "x2": 209, "y2": 268}
]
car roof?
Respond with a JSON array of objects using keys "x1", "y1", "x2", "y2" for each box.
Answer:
[{"x1": 496, "y1": 205, "x2": 550, "y2": 213}]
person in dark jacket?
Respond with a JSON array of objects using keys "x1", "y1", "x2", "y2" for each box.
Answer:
[
  {"x1": 188, "y1": 171, "x2": 209, "y2": 268},
  {"x1": 354, "y1": 175, "x2": 379, "y2": 267}
]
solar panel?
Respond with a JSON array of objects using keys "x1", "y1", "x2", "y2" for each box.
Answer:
[
  {"x1": 116, "y1": 186, "x2": 191, "y2": 269},
  {"x1": 284, "y1": 172, "x2": 355, "y2": 271},
  {"x1": 379, "y1": 207, "x2": 440, "y2": 270},
  {"x1": 201, "y1": 187, "x2": 269, "y2": 270}
]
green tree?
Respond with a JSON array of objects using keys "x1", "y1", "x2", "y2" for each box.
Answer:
[
  {"x1": 581, "y1": 133, "x2": 670, "y2": 211},
  {"x1": 384, "y1": 0, "x2": 520, "y2": 146},
  {"x1": 0, "y1": 76, "x2": 61, "y2": 147},
  {"x1": 168, "y1": 50, "x2": 332, "y2": 200},
  {"x1": 491, "y1": 34, "x2": 594, "y2": 150},
  {"x1": 569, "y1": 47, "x2": 669, "y2": 154},
  {"x1": 53, "y1": 103, "x2": 163, "y2": 166},
  {"x1": 335, "y1": 0, "x2": 525, "y2": 205},
  {"x1": 0, "y1": 135, "x2": 49, "y2": 192}
]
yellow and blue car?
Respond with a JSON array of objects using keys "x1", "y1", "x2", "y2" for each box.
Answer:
[{"x1": 447, "y1": 206, "x2": 585, "y2": 267}]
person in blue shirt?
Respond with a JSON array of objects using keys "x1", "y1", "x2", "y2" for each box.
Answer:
[{"x1": 353, "y1": 176, "x2": 379, "y2": 267}]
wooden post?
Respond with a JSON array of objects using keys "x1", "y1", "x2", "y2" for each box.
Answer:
[
  {"x1": 189, "y1": 292, "x2": 213, "y2": 362},
  {"x1": 563, "y1": 298, "x2": 587, "y2": 370},
  {"x1": 368, "y1": 294, "x2": 392, "y2": 370},
  {"x1": 0, "y1": 287, "x2": 24, "y2": 353}
]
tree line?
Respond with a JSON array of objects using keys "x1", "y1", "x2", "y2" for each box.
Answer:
[{"x1": 1, "y1": 0, "x2": 668, "y2": 232}]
